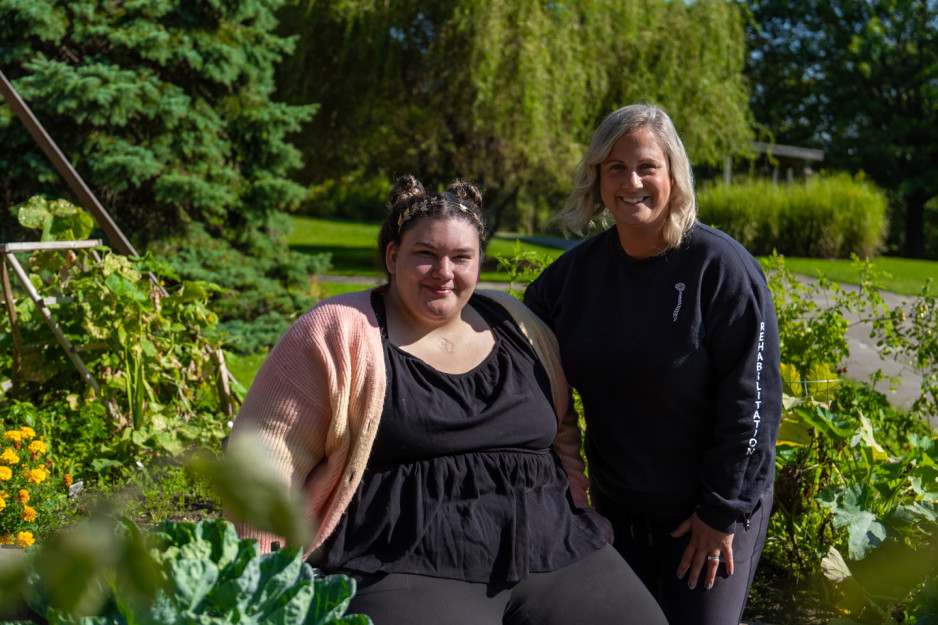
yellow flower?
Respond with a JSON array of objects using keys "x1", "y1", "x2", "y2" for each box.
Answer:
[
  {"x1": 0, "y1": 449, "x2": 19, "y2": 464},
  {"x1": 0, "y1": 466, "x2": 11, "y2": 481},
  {"x1": 16, "y1": 489, "x2": 29, "y2": 505},
  {"x1": 15, "y1": 532, "x2": 35, "y2": 548},
  {"x1": 3, "y1": 431, "x2": 22, "y2": 444},
  {"x1": 63, "y1": 473, "x2": 73, "y2": 488},
  {"x1": 18, "y1": 427, "x2": 35, "y2": 441},
  {"x1": 0, "y1": 497, "x2": 5, "y2": 512},
  {"x1": 26, "y1": 468, "x2": 47, "y2": 484},
  {"x1": 0, "y1": 535, "x2": 13, "y2": 546},
  {"x1": 21, "y1": 505, "x2": 37, "y2": 522},
  {"x1": 28, "y1": 440, "x2": 46, "y2": 456}
]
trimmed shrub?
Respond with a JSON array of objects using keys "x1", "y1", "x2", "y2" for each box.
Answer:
[{"x1": 698, "y1": 173, "x2": 888, "y2": 258}]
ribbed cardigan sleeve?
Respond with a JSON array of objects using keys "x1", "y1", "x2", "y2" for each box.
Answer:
[{"x1": 225, "y1": 290, "x2": 386, "y2": 559}]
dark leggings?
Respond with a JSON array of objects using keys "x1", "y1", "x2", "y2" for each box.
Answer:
[
  {"x1": 344, "y1": 543, "x2": 667, "y2": 625},
  {"x1": 593, "y1": 487, "x2": 773, "y2": 625}
]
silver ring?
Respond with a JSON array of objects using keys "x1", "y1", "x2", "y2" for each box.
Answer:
[{"x1": 706, "y1": 555, "x2": 719, "y2": 561}]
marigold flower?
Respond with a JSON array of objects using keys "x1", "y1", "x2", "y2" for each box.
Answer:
[
  {"x1": 3, "y1": 431, "x2": 22, "y2": 444},
  {"x1": 0, "y1": 534, "x2": 13, "y2": 545},
  {"x1": 16, "y1": 489, "x2": 29, "y2": 505},
  {"x1": 63, "y1": 473, "x2": 74, "y2": 488},
  {"x1": 0, "y1": 466, "x2": 11, "y2": 481},
  {"x1": 0, "y1": 497, "x2": 5, "y2": 512},
  {"x1": 21, "y1": 505, "x2": 37, "y2": 522},
  {"x1": 18, "y1": 427, "x2": 35, "y2": 441},
  {"x1": 26, "y1": 468, "x2": 47, "y2": 484},
  {"x1": 15, "y1": 532, "x2": 35, "y2": 548},
  {"x1": 0, "y1": 449, "x2": 19, "y2": 464},
  {"x1": 28, "y1": 440, "x2": 46, "y2": 457}
]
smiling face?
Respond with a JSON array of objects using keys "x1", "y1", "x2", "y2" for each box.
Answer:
[
  {"x1": 385, "y1": 216, "x2": 481, "y2": 329},
  {"x1": 599, "y1": 126, "x2": 673, "y2": 245}
]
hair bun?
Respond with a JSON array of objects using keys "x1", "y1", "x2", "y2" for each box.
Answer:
[
  {"x1": 445, "y1": 179, "x2": 483, "y2": 210},
  {"x1": 388, "y1": 174, "x2": 427, "y2": 210}
]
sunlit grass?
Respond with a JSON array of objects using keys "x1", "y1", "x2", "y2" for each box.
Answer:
[
  {"x1": 289, "y1": 216, "x2": 936, "y2": 295},
  {"x1": 771, "y1": 256, "x2": 936, "y2": 296},
  {"x1": 289, "y1": 216, "x2": 564, "y2": 281}
]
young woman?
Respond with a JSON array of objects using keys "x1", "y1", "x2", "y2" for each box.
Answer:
[
  {"x1": 524, "y1": 104, "x2": 782, "y2": 625},
  {"x1": 227, "y1": 175, "x2": 665, "y2": 625}
]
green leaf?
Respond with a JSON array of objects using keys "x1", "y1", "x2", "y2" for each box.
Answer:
[
  {"x1": 306, "y1": 575, "x2": 361, "y2": 624},
  {"x1": 16, "y1": 196, "x2": 53, "y2": 230},
  {"x1": 168, "y1": 558, "x2": 218, "y2": 612},
  {"x1": 820, "y1": 484, "x2": 888, "y2": 559}
]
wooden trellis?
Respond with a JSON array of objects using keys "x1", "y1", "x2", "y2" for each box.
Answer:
[
  {"x1": 0, "y1": 239, "x2": 122, "y2": 420},
  {"x1": 0, "y1": 69, "x2": 237, "y2": 420}
]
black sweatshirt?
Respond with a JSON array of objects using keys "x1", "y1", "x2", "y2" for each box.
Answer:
[{"x1": 524, "y1": 223, "x2": 781, "y2": 533}]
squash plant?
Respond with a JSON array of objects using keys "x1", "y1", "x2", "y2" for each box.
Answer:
[{"x1": 0, "y1": 197, "x2": 239, "y2": 478}]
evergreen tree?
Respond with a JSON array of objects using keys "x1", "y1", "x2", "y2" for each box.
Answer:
[{"x1": 0, "y1": 0, "x2": 317, "y2": 250}]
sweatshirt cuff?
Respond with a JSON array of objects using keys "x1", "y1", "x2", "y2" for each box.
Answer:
[{"x1": 696, "y1": 504, "x2": 738, "y2": 534}]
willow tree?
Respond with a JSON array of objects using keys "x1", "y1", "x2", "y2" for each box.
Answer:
[{"x1": 278, "y1": 0, "x2": 753, "y2": 232}]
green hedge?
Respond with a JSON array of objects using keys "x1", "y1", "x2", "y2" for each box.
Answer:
[{"x1": 698, "y1": 173, "x2": 888, "y2": 258}]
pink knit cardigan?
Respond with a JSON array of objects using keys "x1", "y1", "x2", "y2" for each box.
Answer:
[{"x1": 227, "y1": 288, "x2": 596, "y2": 560}]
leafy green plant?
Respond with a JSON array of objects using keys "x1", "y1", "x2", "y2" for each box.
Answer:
[
  {"x1": 760, "y1": 255, "x2": 938, "y2": 623},
  {"x1": 11, "y1": 518, "x2": 371, "y2": 625},
  {"x1": 490, "y1": 241, "x2": 553, "y2": 297},
  {"x1": 762, "y1": 251, "x2": 852, "y2": 372},
  {"x1": 1, "y1": 198, "x2": 238, "y2": 478}
]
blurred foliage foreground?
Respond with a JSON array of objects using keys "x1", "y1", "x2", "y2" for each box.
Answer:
[{"x1": 0, "y1": 204, "x2": 937, "y2": 623}]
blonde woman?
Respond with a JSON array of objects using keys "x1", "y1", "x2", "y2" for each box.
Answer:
[{"x1": 525, "y1": 104, "x2": 782, "y2": 625}]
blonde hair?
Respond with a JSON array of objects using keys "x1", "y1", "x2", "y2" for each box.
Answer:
[{"x1": 554, "y1": 103, "x2": 697, "y2": 251}]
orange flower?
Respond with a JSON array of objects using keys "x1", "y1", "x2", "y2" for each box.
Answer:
[
  {"x1": 21, "y1": 505, "x2": 37, "y2": 522},
  {"x1": 16, "y1": 489, "x2": 29, "y2": 505},
  {"x1": 63, "y1": 473, "x2": 74, "y2": 488},
  {"x1": 0, "y1": 534, "x2": 13, "y2": 546},
  {"x1": 15, "y1": 532, "x2": 35, "y2": 548}
]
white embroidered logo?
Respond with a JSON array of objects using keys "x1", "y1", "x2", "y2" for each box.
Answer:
[{"x1": 672, "y1": 283, "x2": 685, "y2": 322}]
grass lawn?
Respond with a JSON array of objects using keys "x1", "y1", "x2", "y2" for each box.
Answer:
[
  {"x1": 289, "y1": 216, "x2": 564, "y2": 281},
  {"x1": 291, "y1": 216, "x2": 937, "y2": 295},
  {"x1": 776, "y1": 255, "x2": 936, "y2": 297}
]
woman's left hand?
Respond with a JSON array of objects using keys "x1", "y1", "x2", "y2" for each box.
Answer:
[{"x1": 671, "y1": 512, "x2": 734, "y2": 590}]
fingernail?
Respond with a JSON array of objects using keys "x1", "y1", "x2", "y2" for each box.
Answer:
[
  {"x1": 688, "y1": 582, "x2": 696, "y2": 590},
  {"x1": 677, "y1": 571, "x2": 684, "y2": 580},
  {"x1": 706, "y1": 582, "x2": 712, "y2": 590}
]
